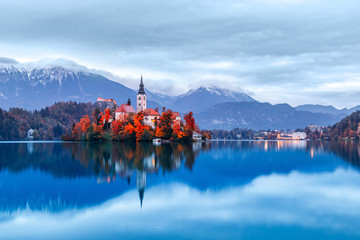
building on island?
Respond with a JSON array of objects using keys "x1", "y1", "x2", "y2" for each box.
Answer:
[
  {"x1": 143, "y1": 108, "x2": 160, "y2": 128},
  {"x1": 115, "y1": 98, "x2": 136, "y2": 121},
  {"x1": 106, "y1": 76, "x2": 181, "y2": 128}
]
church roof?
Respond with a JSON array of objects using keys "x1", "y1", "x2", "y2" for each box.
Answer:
[
  {"x1": 115, "y1": 103, "x2": 135, "y2": 113},
  {"x1": 144, "y1": 108, "x2": 160, "y2": 116}
]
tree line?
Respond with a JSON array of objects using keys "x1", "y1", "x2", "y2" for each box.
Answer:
[
  {"x1": 0, "y1": 102, "x2": 93, "y2": 141},
  {"x1": 306, "y1": 111, "x2": 360, "y2": 140}
]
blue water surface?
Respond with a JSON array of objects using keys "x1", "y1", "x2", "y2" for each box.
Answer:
[{"x1": 0, "y1": 140, "x2": 359, "y2": 239}]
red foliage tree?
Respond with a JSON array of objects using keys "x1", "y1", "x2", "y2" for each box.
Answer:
[
  {"x1": 183, "y1": 111, "x2": 195, "y2": 140},
  {"x1": 134, "y1": 111, "x2": 145, "y2": 141},
  {"x1": 155, "y1": 109, "x2": 173, "y2": 140},
  {"x1": 111, "y1": 120, "x2": 123, "y2": 139}
]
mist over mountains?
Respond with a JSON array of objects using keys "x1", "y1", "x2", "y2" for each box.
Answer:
[{"x1": 0, "y1": 58, "x2": 357, "y2": 130}]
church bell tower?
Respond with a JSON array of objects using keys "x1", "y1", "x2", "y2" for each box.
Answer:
[{"x1": 137, "y1": 75, "x2": 146, "y2": 112}]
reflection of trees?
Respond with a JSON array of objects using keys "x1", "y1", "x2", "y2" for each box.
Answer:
[
  {"x1": 0, "y1": 141, "x2": 207, "y2": 180},
  {"x1": 65, "y1": 142, "x2": 206, "y2": 179},
  {"x1": 3, "y1": 140, "x2": 359, "y2": 180},
  {"x1": 0, "y1": 143, "x2": 92, "y2": 178},
  {"x1": 309, "y1": 141, "x2": 360, "y2": 169}
]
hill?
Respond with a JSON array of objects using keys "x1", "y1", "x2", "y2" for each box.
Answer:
[
  {"x1": 328, "y1": 111, "x2": 360, "y2": 139},
  {"x1": 0, "y1": 102, "x2": 93, "y2": 140}
]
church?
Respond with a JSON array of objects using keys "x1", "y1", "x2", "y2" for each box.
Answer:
[{"x1": 114, "y1": 76, "x2": 161, "y2": 128}]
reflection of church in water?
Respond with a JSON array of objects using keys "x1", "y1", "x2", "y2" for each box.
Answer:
[
  {"x1": 136, "y1": 153, "x2": 159, "y2": 207},
  {"x1": 67, "y1": 140, "x2": 206, "y2": 207},
  {"x1": 114, "y1": 152, "x2": 163, "y2": 207}
]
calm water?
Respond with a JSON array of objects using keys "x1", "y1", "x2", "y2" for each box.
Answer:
[{"x1": 0, "y1": 140, "x2": 360, "y2": 239}]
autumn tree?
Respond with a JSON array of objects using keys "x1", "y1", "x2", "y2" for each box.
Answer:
[
  {"x1": 183, "y1": 111, "x2": 195, "y2": 141},
  {"x1": 172, "y1": 121, "x2": 184, "y2": 141},
  {"x1": 134, "y1": 111, "x2": 145, "y2": 141},
  {"x1": 111, "y1": 120, "x2": 124, "y2": 140},
  {"x1": 155, "y1": 109, "x2": 173, "y2": 140},
  {"x1": 124, "y1": 123, "x2": 136, "y2": 141},
  {"x1": 103, "y1": 108, "x2": 111, "y2": 131}
]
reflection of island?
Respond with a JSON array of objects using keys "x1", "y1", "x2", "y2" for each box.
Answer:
[
  {"x1": 65, "y1": 142, "x2": 210, "y2": 206},
  {"x1": 0, "y1": 141, "x2": 212, "y2": 210}
]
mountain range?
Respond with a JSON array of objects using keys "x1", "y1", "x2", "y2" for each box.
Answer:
[
  {"x1": 0, "y1": 58, "x2": 358, "y2": 130},
  {"x1": 294, "y1": 104, "x2": 360, "y2": 118},
  {"x1": 195, "y1": 102, "x2": 340, "y2": 130}
]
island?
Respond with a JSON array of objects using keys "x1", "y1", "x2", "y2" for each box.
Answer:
[{"x1": 62, "y1": 76, "x2": 211, "y2": 142}]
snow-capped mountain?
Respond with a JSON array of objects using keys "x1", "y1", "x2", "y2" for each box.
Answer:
[
  {"x1": 0, "y1": 60, "x2": 161, "y2": 110},
  {"x1": 168, "y1": 86, "x2": 256, "y2": 113},
  {"x1": 0, "y1": 59, "x2": 256, "y2": 114}
]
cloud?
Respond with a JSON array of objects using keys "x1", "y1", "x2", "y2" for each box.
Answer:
[
  {"x1": 0, "y1": 0, "x2": 359, "y2": 107},
  {"x1": 0, "y1": 57, "x2": 18, "y2": 64}
]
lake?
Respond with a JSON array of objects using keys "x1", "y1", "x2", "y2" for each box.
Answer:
[{"x1": 0, "y1": 140, "x2": 359, "y2": 239}]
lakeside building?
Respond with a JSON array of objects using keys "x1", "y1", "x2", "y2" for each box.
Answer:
[
  {"x1": 193, "y1": 131, "x2": 202, "y2": 141},
  {"x1": 277, "y1": 132, "x2": 307, "y2": 140}
]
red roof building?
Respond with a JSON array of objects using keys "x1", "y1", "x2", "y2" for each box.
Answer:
[
  {"x1": 143, "y1": 108, "x2": 160, "y2": 128},
  {"x1": 144, "y1": 108, "x2": 160, "y2": 117},
  {"x1": 115, "y1": 101, "x2": 135, "y2": 122},
  {"x1": 115, "y1": 104, "x2": 136, "y2": 114}
]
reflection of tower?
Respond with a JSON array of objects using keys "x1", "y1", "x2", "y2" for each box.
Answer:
[
  {"x1": 27, "y1": 142, "x2": 34, "y2": 154},
  {"x1": 137, "y1": 170, "x2": 146, "y2": 207}
]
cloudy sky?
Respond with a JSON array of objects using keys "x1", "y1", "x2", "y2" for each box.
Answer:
[{"x1": 0, "y1": 0, "x2": 359, "y2": 108}]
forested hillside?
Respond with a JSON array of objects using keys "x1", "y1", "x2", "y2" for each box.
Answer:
[
  {"x1": 0, "y1": 102, "x2": 93, "y2": 140},
  {"x1": 329, "y1": 111, "x2": 360, "y2": 139}
]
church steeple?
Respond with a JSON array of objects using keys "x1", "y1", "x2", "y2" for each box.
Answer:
[
  {"x1": 136, "y1": 75, "x2": 146, "y2": 112},
  {"x1": 138, "y1": 75, "x2": 145, "y2": 94}
]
